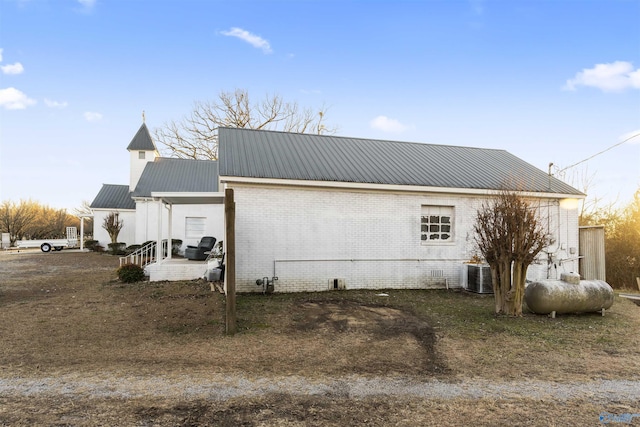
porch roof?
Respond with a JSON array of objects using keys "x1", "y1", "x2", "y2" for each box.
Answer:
[{"x1": 150, "y1": 191, "x2": 225, "y2": 205}]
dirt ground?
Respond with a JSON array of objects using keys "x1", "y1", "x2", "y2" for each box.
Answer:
[{"x1": 1, "y1": 250, "x2": 639, "y2": 426}]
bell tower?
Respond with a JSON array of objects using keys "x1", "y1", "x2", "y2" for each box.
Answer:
[{"x1": 127, "y1": 112, "x2": 158, "y2": 191}]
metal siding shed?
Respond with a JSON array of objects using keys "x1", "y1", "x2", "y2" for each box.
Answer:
[{"x1": 579, "y1": 226, "x2": 606, "y2": 281}]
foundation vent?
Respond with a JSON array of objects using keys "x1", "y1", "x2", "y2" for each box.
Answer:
[
  {"x1": 328, "y1": 278, "x2": 346, "y2": 290},
  {"x1": 429, "y1": 269, "x2": 449, "y2": 288}
]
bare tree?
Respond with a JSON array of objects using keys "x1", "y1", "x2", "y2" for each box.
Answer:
[
  {"x1": 154, "y1": 89, "x2": 335, "y2": 160},
  {"x1": 102, "y1": 212, "x2": 123, "y2": 245},
  {"x1": 0, "y1": 199, "x2": 79, "y2": 245},
  {"x1": 474, "y1": 191, "x2": 549, "y2": 316},
  {"x1": 0, "y1": 200, "x2": 38, "y2": 246},
  {"x1": 604, "y1": 188, "x2": 640, "y2": 288}
]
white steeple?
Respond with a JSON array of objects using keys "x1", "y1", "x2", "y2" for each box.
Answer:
[{"x1": 127, "y1": 118, "x2": 158, "y2": 191}]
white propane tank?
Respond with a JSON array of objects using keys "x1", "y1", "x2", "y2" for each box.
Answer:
[{"x1": 524, "y1": 272, "x2": 614, "y2": 315}]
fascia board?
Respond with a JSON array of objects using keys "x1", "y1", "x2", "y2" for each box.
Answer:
[{"x1": 219, "y1": 176, "x2": 585, "y2": 200}]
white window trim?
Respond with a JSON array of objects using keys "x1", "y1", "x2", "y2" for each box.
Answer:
[
  {"x1": 421, "y1": 205, "x2": 455, "y2": 245},
  {"x1": 185, "y1": 217, "x2": 207, "y2": 239}
]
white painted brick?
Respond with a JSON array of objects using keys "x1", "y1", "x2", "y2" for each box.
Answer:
[{"x1": 229, "y1": 185, "x2": 579, "y2": 293}]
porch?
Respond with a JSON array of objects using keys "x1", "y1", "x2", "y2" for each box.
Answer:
[
  {"x1": 145, "y1": 257, "x2": 220, "y2": 282},
  {"x1": 147, "y1": 191, "x2": 225, "y2": 282}
]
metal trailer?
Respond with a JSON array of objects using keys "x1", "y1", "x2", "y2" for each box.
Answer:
[{"x1": 16, "y1": 227, "x2": 79, "y2": 253}]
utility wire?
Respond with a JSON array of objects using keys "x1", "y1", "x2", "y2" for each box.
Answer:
[{"x1": 557, "y1": 131, "x2": 640, "y2": 173}]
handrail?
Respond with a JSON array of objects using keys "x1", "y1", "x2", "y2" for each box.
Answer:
[{"x1": 119, "y1": 241, "x2": 168, "y2": 268}]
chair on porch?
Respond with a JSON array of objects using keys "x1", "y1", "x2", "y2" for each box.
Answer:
[{"x1": 185, "y1": 236, "x2": 216, "y2": 261}]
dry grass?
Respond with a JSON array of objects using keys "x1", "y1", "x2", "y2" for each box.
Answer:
[
  {"x1": 2, "y1": 395, "x2": 636, "y2": 427},
  {"x1": 1, "y1": 250, "x2": 639, "y2": 426}
]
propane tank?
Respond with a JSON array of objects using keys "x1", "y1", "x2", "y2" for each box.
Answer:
[{"x1": 524, "y1": 272, "x2": 614, "y2": 315}]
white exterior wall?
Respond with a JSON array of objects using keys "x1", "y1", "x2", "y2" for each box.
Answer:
[
  {"x1": 134, "y1": 200, "x2": 224, "y2": 253},
  {"x1": 229, "y1": 184, "x2": 580, "y2": 293},
  {"x1": 528, "y1": 198, "x2": 581, "y2": 280},
  {"x1": 129, "y1": 150, "x2": 156, "y2": 191},
  {"x1": 91, "y1": 209, "x2": 136, "y2": 248}
]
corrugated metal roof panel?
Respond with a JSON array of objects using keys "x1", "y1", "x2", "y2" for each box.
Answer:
[
  {"x1": 126, "y1": 123, "x2": 157, "y2": 151},
  {"x1": 90, "y1": 184, "x2": 135, "y2": 210},
  {"x1": 132, "y1": 158, "x2": 219, "y2": 197},
  {"x1": 218, "y1": 127, "x2": 583, "y2": 196}
]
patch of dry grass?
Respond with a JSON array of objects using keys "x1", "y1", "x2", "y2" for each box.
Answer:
[
  {"x1": 0, "y1": 394, "x2": 633, "y2": 426},
  {"x1": 1, "y1": 250, "x2": 639, "y2": 425},
  {"x1": 1, "y1": 251, "x2": 639, "y2": 381}
]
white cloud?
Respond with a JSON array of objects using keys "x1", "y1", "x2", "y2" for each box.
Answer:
[
  {"x1": 1, "y1": 62, "x2": 24, "y2": 75},
  {"x1": 45, "y1": 98, "x2": 68, "y2": 108},
  {"x1": 370, "y1": 115, "x2": 410, "y2": 133},
  {"x1": 564, "y1": 61, "x2": 640, "y2": 92},
  {"x1": 0, "y1": 87, "x2": 36, "y2": 110},
  {"x1": 83, "y1": 111, "x2": 103, "y2": 122},
  {"x1": 221, "y1": 27, "x2": 272, "y2": 54},
  {"x1": 0, "y1": 48, "x2": 3, "y2": 62}
]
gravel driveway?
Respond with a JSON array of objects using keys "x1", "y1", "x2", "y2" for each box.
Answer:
[{"x1": 2, "y1": 374, "x2": 640, "y2": 403}]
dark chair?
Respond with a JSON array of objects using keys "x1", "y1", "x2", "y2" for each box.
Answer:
[{"x1": 185, "y1": 236, "x2": 216, "y2": 261}]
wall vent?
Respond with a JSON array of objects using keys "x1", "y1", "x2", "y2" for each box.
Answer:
[
  {"x1": 328, "y1": 278, "x2": 346, "y2": 290},
  {"x1": 431, "y1": 270, "x2": 444, "y2": 277}
]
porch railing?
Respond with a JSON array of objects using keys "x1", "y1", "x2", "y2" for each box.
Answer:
[{"x1": 119, "y1": 240, "x2": 169, "y2": 268}]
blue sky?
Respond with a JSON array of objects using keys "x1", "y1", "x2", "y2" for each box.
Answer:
[{"x1": 1, "y1": 0, "x2": 639, "y2": 211}]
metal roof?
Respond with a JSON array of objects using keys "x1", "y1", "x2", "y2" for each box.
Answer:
[
  {"x1": 90, "y1": 184, "x2": 135, "y2": 210},
  {"x1": 132, "y1": 157, "x2": 219, "y2": 198},
  {"x1": 126, "y1": 123, "x2": 157, "y2": 151},
  {"x1": 218, "y1": 127, "x2": 583, "y2": 196}
]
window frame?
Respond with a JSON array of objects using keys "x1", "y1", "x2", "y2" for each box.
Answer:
[
  {"x1": 185, "y1": 217, "x2": 207, "y2": 239},
  {"x1": 420, "y1": 205, "x2": 455, "y2": 244}
]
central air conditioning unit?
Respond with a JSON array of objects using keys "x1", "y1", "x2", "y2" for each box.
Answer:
[
  {"x1": 466, "y1": 264, "x2": 493, "y2": 294},
  {"x1": 328, "y1": 278, "x2": 346, "y2": 290}
]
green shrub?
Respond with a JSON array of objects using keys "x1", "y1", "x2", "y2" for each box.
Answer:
[
  {"x1": 117, "y1": 263, "x2": 145, "y2": 283},
  {"x1": 108, "y1": 242, "x2": 126, "y2": 255},
  {"x1": 84, "y1": 239, "x2": 99, "y2": 251}
]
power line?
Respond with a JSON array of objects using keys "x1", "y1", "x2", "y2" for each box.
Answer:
[{"x1": 557, "y1": 131, "x2": 640, "y2": 173}]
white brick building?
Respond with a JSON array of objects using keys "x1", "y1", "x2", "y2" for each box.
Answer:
[
  {"x1": 90, "y1": 123, "x2": 223, "y2": 252},
  {"x1": 219, "y1": 128, "x2": 584, "y2": 293}
]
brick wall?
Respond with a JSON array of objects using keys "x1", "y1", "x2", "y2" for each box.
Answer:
[
  {"x1": 134, "y1": 200, "x2": 224, "y2": 251},
  {"x1": 92, "y1": 209, "x2": 136, "y2": 248},
  {"x1": 229, "y1": 184, "x2": 579, "y2": 293}
]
